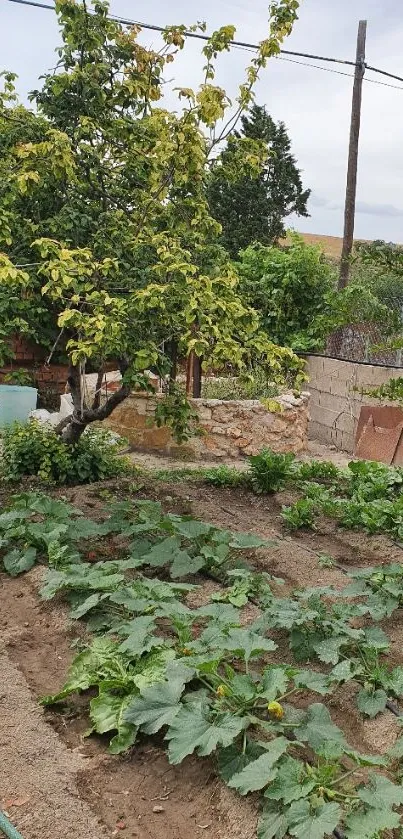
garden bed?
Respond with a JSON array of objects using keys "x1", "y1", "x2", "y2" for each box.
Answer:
[{"x1": 1, "y1": 473, "x2": 403, "y2": 839}]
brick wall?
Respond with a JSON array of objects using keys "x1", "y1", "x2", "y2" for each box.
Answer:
[{"x1": 306, "y1": 355, "x2": 403, "y2": 452}]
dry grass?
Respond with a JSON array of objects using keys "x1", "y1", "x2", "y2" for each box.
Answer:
[{"x1": 286, "y1": 232, "x2": 372, "y2": 259}]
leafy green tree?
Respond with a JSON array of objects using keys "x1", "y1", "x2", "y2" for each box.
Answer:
[
  {"x1": 0, "y1": 0, "x2": 304, "y2": 442},
  {"x1": 207, "y1": 104, "x2": 310, "y2": 258},
  {"x1": 238, "y1": 235, "x2": 397, "y2": 352}
]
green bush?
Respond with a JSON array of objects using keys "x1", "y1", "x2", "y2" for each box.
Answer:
[
  {"x1": 237, "y1": 236, "x2": 335, "y2": 351},
  {"x1": 249, "y1": 449, "x2": 296, "y2": 494},
  {"x1": 0, "y1": 421, "x2": 129, "y2": 485}
]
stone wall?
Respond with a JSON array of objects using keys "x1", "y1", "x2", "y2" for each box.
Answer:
[
  {"x1": 105, "y1": 392, "x2": 310, "y2": 460},
  {"x1": 306, "y1": 354, "x2": 403, "y2": 453}
]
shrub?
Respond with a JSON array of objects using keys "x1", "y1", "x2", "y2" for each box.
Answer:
[
  {"x1": 237, "y1": 236, "x2": 335, "y2": 351},
  {"x1": 0, "y1": 421, "x2": 129, "y2": 485},
  {"x1": 249, "y1": 449, "x2": 296, "y2": 494}
]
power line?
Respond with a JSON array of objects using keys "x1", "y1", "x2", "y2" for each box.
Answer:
[
  {"x1": 5, "y1": 0, "x2": 359, "y2": 68},
  {"x1": 233, "y1": 44, "x2": 403, "y2": 90},
  {"x1": 7, "y1": 0, "x2": 403, "y2": 87}
]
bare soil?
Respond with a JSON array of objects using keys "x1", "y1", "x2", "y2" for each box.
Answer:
[{"x1": 1, "y1": 471, "x2": 402, "y2": 839}]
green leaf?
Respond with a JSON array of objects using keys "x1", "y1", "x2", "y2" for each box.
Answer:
[
  {"x1": 196, "y1": 602, "x2": 240, "y2": 624},
  {"x1": 258, "y1": 803, "x2": 289, "y2": 839},
  {"x1": 264, "y1": 757, "x2": 316, "y2": 805},
  {"x1": 288, "y1": 800, "x2": 341, "y2": 839},
  {"x1": 388, "y1": 665, "x2": 403, "y2": 696},
  {"x1": 131, "y1": 647, "x2": 176, "y2": 692},
  {"x1": 89, "y1": 691, "x2": 137, "y2": 754},
  {"x1": 228, "y1": 737, "x2": 289, "y2": 794},
  {"x1": 170, "y1": 551, "x2": 205, "y2": 578},
  {"x1": 228, "y1": 532, "x2": 269, "y2": 549},
  {"x1": 260, "y1": 667, "x2": 289, "y2": 701},
  {"x1": 3, "y1": 546, "x2": 36, "y2": 576},
  {"x1": 344, "y1": 806, "x2": 400, "y2": 837},
  {"x1": 41, "y1": 637, "x2": 119, "y2": 703},
  {"x1": 109, "y1": 725, "x2": 138, "y2": 755},
  {"x1": 118, "y1": 616, "x2": 161, "y2": 657},
  {"x1": 358, "y1": 772, "x2": 403, "y2": 809},
  {"x1": 357, "y1": 687, "x2": 388, "y2": 718},
  {"x1": 229, "y1": 673, "x2": 256, "y2": 701},
  {"x1": 165, "y1": 698, "x2": 247, "y2": 764},
  {"x1": 124, "y1": 679, "x2": 185, "y2": 734},
  {"x1": 329, "y1": 660, "x2": 357, "y2": 682},
  {"x1": 68, "y1": 518, "x2": 108, "y2": 541},
  {"x1": 363, "y1": 625, "x2": 390, "y2": 650},
  {"x1": 313, "y1": 636, "x2": 345, "y2": 665},
  {"x1": 298, "y1": 704, "x2": 346, "y2": 753},
  {"x1": 142, "y1": 536, "x2": 182, "y2": 568},
  {"x1": 218, "y1": 741, "x2": 264, "y2": 783},
  {"x1": 344, "y1": 750, "x2": 387, "y2": 767},
  {"x1": 70, "y1": 592, "x2": 108, "y2": 619},
  {"x1": 173, "y1": 520, "x2": 214, "y2": 540},
  {"x1": 388, "y1": 736, "x2": 403, "y2": 760},
  {"x1": 221, "y1": 628, "x2": 277, "y2": 663},
  {"x1": 294, "y1": 670, "x2": 331, "y2": 695}
]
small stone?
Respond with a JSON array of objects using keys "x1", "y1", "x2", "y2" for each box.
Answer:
[
  {"x1": 152, "y1": 805, "x2": 165, "y2": 813},
  {"x1": 116, "y1": 821, "x2": 126, "y2": 830}
]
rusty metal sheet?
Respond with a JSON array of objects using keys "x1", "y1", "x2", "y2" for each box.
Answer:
[
  {"x1": 355, "y1": 406, "x2": 403, "y2": 446},
  {"x1": 355, "y1": 409, "x2": 403, "y2": 465}
]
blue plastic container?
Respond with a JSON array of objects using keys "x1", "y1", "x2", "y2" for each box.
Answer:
[{"x1": 0, "y1": 385, "x2": 38, "y2": 427}]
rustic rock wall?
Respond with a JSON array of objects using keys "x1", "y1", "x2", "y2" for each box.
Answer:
[{"x1": 105, "y1": 392, "x2": 310, "y2": 460}]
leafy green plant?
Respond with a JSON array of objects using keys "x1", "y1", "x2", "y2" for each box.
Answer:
[
  {"x1": 249, "y1": 449, "x2": 296, "y2": 494},
  {"x1": 346, "y1": 564, "x2": 403, "y2": 620},
  {"x1": 317, "y1": 553, "x2": 335, "y2": 569},
  {"x1": 0, "y1": 421, "x2": 129, "y2": 484},
  {"x1": 0, "y1": 491, "x2": 108, "y2": 576},
  {"x1": 361, "y1": 377, "x2": 403, "y2": 405},
  {"x1": 347, "y1": 460, "x2": 403, "y2": 501},
  {"x1": 236, "y1": 236, "x2": 335, "y2": 351},
  {"x1": 3, "y1": 368, "x2": 34, "y2": 386},
  {"x1": 2, "y1": 484, "x2": 401, "y2": 835},
  {"x1": 154, "y1": 384, "x2": 201, "y2": 443},
  {"x1": 281, "y1": 499, "x2": 316, "y2": 530},
  {"x1": 203, "y1": 465, "x2": 250, "y2": 488},
  {"x1": 295, "y1": 460, "x2": 342, "y2": 484},
  {"x1": 211, "y1": 569, "x2": 281, "y2": 608}
]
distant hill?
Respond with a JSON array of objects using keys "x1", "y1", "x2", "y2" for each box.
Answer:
[{"x1": 290, "y1": 232, "x2": 371, "y2": 260}]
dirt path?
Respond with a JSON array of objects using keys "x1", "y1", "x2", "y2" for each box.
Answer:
[
  {"x1": 128, "y1": 440, "x2": 353, "y2": 472},
  {"x1": 0, "y1": 645, "x2": 107, "y2": 839}
]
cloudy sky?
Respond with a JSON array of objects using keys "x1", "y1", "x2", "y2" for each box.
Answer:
[{"x1": 1, "y1": 0, "x2": 403, "y2": 241}]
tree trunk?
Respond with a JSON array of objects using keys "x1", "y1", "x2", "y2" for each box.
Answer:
[
  {"x1": 169, "y1": 341, "x2": 178, "y2": 391},
  {"x1": 192, "y1": 355, "x2": 202, "y2": 398},
  {"x1": 186, "y1": 352, "x2": 194, "y2": 397},
  {"x1": 58, "y1": 360, "x2": 131, "y2": 444}
]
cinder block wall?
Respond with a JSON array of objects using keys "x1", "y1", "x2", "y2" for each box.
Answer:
[{"x1": 305, "y1": 355, "x2": 403, "y2": 452}]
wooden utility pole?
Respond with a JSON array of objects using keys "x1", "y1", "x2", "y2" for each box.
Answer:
[{"x1": 339, "y1": 19, "x2": 367, "y2": 289}]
